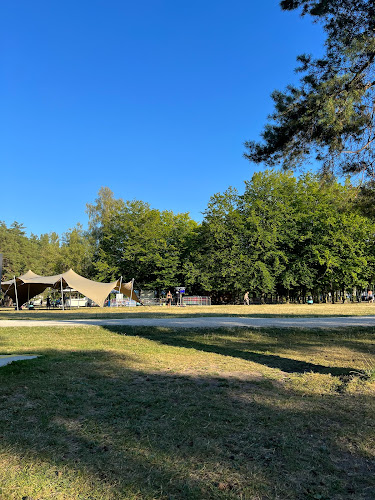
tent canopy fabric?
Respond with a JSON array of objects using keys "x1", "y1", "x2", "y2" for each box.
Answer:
[
  {"x1": 1, "y1": 269, "x2": 140, "y2": 307},
  {"x1": 2, "y1": 270, "x2": 41, "y2": 285}
]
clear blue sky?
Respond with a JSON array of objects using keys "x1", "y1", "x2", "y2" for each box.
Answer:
[{"x1": 1, "y1": 0, "x2": 324, "y2": 236}]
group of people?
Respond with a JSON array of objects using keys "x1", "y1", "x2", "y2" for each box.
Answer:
[
  {"x1": 46, "y1": 296, "x2": 63, "y2": 309},
  {"x1": 0, "y1": 296, "x2": 13, "y2": 307}
]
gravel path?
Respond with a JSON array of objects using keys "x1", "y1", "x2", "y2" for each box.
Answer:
[{"x1": 1, "y1": 316, "x2": 375, "y2": 328}]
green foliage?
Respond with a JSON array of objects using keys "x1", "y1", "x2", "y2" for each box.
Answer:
[
  {"x1": 0, "y1": 222, "x2": 60, "y2": 279},
  {"x1": 0, "y1": 222, "x2": 92, "y2": 281},
  {"x1": 244, "y1": 0, "x2": 375, "y2": 177},
  {"x1": 2, "y1": 174, "x2": 375, "y2": 302},
  {"x1": 240, "y1": 171, "x2": 296, "y2": 296},
  {"x1": 58, "y1": 224, "x2": 94, "y2": 276},
  {"x1": 187, "y1": 171, "x2": 375, "y2": 301},
  {"x1": 86, "y1": 188, "x2": 197, "y2": 290},
  {"x1": 184, "y1": 187, "x2": 244, "y2": 300}
]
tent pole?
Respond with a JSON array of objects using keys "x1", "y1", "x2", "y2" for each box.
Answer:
[
  {"x1": 4, "y1": 283, "x2": 12, "y2": 296},
  {"x1": 130, "y1": 278, "x2": 134, "y2": 306},
  {"x1": 14, "y1": 276, "x2": 19, "y2": 311},
  {"x1": 119, "y1": 276, "x2": 122, "y2": 307},
  {"x1": 61, "y1": 278, "x2": 65, "y2": 311},
  {"x1": 69, "y1": 288, "x2": 72, "y2": 309},
  {"x1": 28, "y1": 284, "x2": 30, "y2": 304}
]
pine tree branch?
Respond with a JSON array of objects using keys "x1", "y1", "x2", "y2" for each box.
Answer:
[{"x1": 343, "y1": 137, "x2": 375, "y2": 154}]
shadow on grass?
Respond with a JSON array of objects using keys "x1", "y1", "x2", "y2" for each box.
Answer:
[
  {"x1": 105, "y1": 326, "x2": 357, "y2": 377},
  {"x1": 0, "y1": 348, "x2": 374, "y2": 499}
]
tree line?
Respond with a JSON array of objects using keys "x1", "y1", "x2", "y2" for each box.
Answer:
[{"x1": 1, "y1": 171, "x2": 375, "y2": 303}]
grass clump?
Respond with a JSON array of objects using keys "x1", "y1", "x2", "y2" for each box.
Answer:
[{"x1": 350, "y1": 354, "x2": 375, "y2": 382}]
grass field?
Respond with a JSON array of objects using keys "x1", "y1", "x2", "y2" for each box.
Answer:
[
  {"x1": 0, "y1": 324, "x2": 374, "y2": 499},
  {"x1": 2, "y1": 302, "x2": 375, "y2": 320}
]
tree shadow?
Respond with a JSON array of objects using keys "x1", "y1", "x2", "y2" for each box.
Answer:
[
  {"x1": 206, "y1": 326, "x2": 375, "y2": 358},
  {"x1": 104, "y1": 326, "x2": 357, "y2": 376},
  {"x1": 0, "y1": 348, "x2": 374, "y2": 499}
]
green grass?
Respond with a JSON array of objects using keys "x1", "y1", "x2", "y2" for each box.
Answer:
[
  {"x1": 2, "y1": 302, "x2": 375, "y2": 320},
  {"x1": 0, "y1": 325, "x2": 374, "y2": 499}
]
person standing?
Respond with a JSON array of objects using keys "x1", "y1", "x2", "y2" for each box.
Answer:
[
  {"x1": 166, "y1": 290, "x2": 172, "y2": 307},
  {"x1": 244, "y1": 291, "x2": 249, "y2": 305},
  {"x1": 46, "y1": 296, "x2": 51, "y2": 310}
]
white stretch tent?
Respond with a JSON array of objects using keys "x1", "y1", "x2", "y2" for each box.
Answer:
[{"x1": 1, "y1": 269, "x2": 139, "y2": 308}]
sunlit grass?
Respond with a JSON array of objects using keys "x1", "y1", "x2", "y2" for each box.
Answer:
[
  {"x1": 2, "y1": 302, "x2": 375, "y2": 321},
  {"x1": 0, "y1": 325, "x2": 374, "y2": 498}
]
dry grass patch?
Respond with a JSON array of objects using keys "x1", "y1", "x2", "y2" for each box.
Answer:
[{"x1": 2, "y1": 302, "x2": 375, "y2": 321}]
